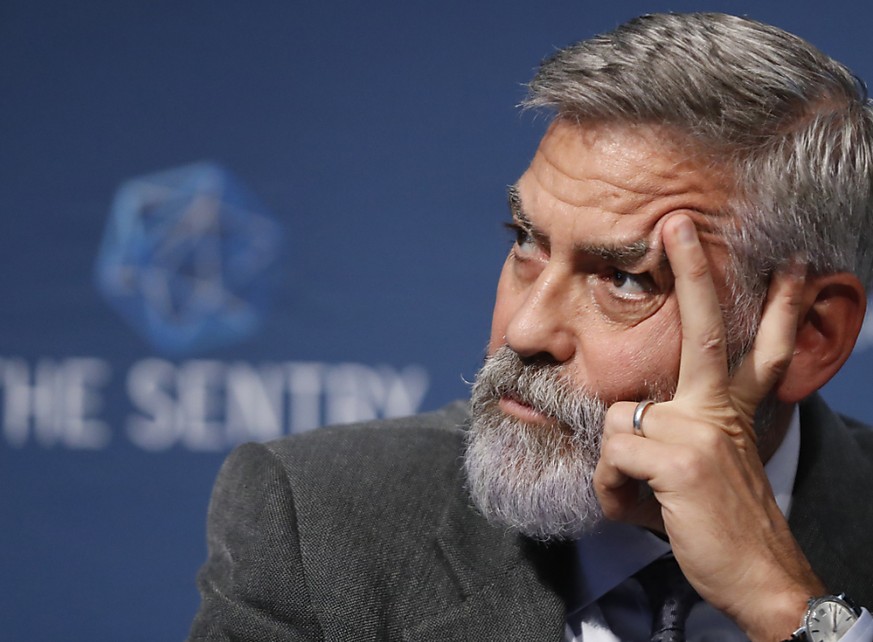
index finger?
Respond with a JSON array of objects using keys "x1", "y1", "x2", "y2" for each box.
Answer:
[{"x1": 663, "y1": 214, "x2": 730, "y2": 397}]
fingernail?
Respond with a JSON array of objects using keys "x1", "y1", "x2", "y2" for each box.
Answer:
[
  {"x1": 675, "y1": 217, "x2": 696, "y2": 244},
  {"x1": 783, "y1": 256, "x2": 808, "y2": 280}
]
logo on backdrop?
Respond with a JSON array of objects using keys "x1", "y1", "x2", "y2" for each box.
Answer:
[
  {"x1": 0, "y1": 163, "x2": 431, "y2": 452},
  {"x1": 0, "y1": 357, "x2": 429, "y2": 451},
  {"x1": 93, "y1": 162, "x2": 283, "y2": 355}
]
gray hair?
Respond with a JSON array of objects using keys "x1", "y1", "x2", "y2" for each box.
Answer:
[{"x1": 524, "y1": 12, "x2": 873, "y2": 339}]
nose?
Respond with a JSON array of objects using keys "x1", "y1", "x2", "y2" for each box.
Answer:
[{"x1": 504, "y1": 267, "x2": 576, "y2": 364}]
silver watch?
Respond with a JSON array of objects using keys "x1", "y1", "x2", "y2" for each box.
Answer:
[{"x1": 790, "y1": 594, "x2": 862, "y2": 642}]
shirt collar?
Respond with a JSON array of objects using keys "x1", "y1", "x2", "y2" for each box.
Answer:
[{"x1": 567, "y1": 406, "x2": 801, "y2": 611}]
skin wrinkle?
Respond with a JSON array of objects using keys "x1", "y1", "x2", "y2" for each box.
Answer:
[
  {"x1": 515, "y1": 125, "x2": 734, "y2": 312},
  {"x1": 504, "y1": 195, "x2": 672, "y2": 316},
  {"x1": 466, "y1": 119, "x2": 767, "y2": 539},
  {"x1": 522, "y1": 127, "x2": 732, "y2": 250},
  {"x1": 509, "y1": 185, "x2": 652, "y2": 268},
  {"x1": 516, "y1": 171, "x2": 677, "y2": 338},
  {"x1": 540, "y1": 121, "x2": 732, "y2": 199}
]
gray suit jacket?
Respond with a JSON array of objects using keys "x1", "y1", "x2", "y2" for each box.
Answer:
[{"x1": 188, "y1": 395, "x2": 873, "y2": 641}]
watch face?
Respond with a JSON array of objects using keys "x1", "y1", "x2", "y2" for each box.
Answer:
[{"x1": 805, "y1": 598, "x2": 858, "y2": 642}]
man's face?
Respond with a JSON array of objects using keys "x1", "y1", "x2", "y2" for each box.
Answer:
[
  {"x1": 490, "y1": 120, "x2": 735, "y2": 400},
  {"x1": 466, "y1": 120, "x2": 738, "y2": 538}
]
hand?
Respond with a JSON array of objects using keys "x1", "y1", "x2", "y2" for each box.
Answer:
[{"x1": 593, "y1": 214, "x2": 825, "y2": 641}]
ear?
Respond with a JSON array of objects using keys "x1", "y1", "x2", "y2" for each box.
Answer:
[{"x1": 775, "y1": 272, "x2": 867, "y2": 403}]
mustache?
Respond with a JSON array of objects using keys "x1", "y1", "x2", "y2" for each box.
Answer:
[{"x1": 471, "y1": 346, "x2": 605, "y2": 429}]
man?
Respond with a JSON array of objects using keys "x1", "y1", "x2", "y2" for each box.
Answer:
[{"x1": 189, "y1": 13, "x2": 873, "y2": 642}]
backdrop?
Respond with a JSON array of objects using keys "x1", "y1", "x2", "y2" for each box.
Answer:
[{"x1": 3, "y1": 2, "x2": 873, "y2": 640}]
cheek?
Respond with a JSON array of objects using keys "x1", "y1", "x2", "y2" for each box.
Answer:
[{"x1": 580, "y1": 309, "x2": 683, "y2": 400}]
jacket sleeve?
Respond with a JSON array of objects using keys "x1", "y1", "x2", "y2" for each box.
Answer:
[{"x1": 187, "y1": 442, "x2": 324, "y2": 641}]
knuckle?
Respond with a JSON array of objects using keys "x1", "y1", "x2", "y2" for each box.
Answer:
[
  {"x1": 673, "y1": 447, "x2": 706, "y2": 482},
  {"x1": 701, "y1": 334, "x2": 725, "y2": 352},
  {"x1": 695, "y1": 328, "x2": 725, "y2": 353},
  {"x1": 604, "y1": 402, "x2": 632, "y2": 433},
  {"x1": 605, "y1": 403, "x2": 624, "y2": 422},
  {"x1": 684, "y1": 257, "x2": 711, "y2": 282},
  {"x1": 761, "y1": 352, "x2": 792, "y2": 376},
  {"x1": 697, "y1": 426, "x2": 727, "y2": 451},
  {"x1": 601, "y1": 433, "x2": 629, "y2": 457}
]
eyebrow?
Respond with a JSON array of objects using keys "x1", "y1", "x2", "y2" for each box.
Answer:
[{"x1": 506, "y1": 184, "x2": 656, "y2": 268}]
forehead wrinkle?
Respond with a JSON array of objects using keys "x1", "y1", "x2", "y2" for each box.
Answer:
[
  {"x1": 509, "y1": 182, "x2": 666, "y2": 269},
  {"x1": 534, "y1": 148, "x2": 658, "y2": 215},
  {"x1": 513, "y1": 121, "x2": 736, "y2": 281},
  {"x1": 537, "y1": 125, "x2": 732, "y2": 214},
  {"x1": 528, "y1": 146, "x2": 733, "y2": 249}
]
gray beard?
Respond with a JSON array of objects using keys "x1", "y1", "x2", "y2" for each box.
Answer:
[
  {"x1": 465, "y1": 345, "x2": 780, "y2": 541},
  {"x1": 465, "y1": 346, "x2": 671, "y2": 540}
]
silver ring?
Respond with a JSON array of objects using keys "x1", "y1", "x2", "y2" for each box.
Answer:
[{"x1": 632, "y1": 400, "x2": 655, "y2": 437}]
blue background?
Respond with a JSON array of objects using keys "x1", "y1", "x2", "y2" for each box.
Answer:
[{"x1": 3, "y1": 2, "x2": 873, "y2": 640}]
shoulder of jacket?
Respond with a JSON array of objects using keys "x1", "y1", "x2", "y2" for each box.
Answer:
[{"x1": 262, "y1": 400, "x2": 469, "y2": 460}]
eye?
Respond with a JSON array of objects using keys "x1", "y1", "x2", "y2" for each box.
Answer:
[
  {"x1": 606, "y1": 268, "x2": 656, "y2": 296},
  {"x1": 504, "y1": 222, "x2": 537, "y2": 258}
]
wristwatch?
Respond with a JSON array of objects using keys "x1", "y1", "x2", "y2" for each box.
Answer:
[{"x1": 788, "y1": 594, "x2": 862, "y2": 642}]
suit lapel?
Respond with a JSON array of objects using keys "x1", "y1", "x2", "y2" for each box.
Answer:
[
  {"x1": 789, "y1": 394, "x2": 873, "y2": 603},
  {"x1": 402, "y1": 393, "x2": 873, "y2": 640},
  {"x1": 402, "y1": 466, "x2": 570, "y2": 641}
]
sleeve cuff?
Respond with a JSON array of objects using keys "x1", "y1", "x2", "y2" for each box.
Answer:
[{"x1": 839, "y1": 608, "x2": 873, "y2": 642}]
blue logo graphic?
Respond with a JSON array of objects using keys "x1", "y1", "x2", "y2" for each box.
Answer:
[{"x1": 94, "y1": 162, "x2": 284, "y2": 355}]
